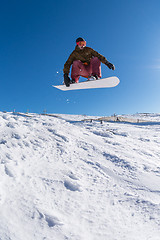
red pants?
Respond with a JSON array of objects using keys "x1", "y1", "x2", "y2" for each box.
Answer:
[{"x1": 71, "y1": 57, "x2": 101, "y2": 82}]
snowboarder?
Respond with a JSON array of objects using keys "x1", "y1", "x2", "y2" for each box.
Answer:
[{"x1": 63, "y1": 37, "x2": 115, "y2": 87}]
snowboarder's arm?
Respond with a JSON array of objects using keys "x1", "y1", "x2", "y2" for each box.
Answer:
[
  {"x1": 91, "y1": 48, "x2": 115, "y2": 70},
  {"x1": 90, "y1": 48, "x2": 107, "y2": 64},
  {"x1": 63, "y1": 52, "x2": 75, "y2": 74}
]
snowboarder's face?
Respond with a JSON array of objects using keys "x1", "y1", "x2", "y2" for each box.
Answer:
[{"x1": 77, "y1": 41, "x2": 86, "y2": 49}]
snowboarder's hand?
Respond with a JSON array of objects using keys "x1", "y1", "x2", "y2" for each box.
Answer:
[
  {"x1": 64, "y1": 73, "x2": 71, "y2": 87},
  {"x1": 105, "y1": 61, "x2": 115, "y2": 70}
]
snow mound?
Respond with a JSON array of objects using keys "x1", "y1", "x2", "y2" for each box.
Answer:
[{"x1": 0, "y1": 112, "x2": 160, "y2": 240}]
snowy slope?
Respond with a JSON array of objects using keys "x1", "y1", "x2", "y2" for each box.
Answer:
[{"x1": 0, "y1": 112, "x2": 160, "y2": 240}]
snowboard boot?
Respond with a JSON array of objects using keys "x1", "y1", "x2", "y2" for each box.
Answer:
[
  {"x1": 70, "y1": 79, "x2": 75, "y2": 84},
  {"x1": 93, "y1": 74, "x2": 99, "y2": 80},
  {"x1": 71, "y1": 77, "x2": 79, "y2": 83},
  {"x1": 88, "y1": 75, "x2": 99, "y2": 81}
]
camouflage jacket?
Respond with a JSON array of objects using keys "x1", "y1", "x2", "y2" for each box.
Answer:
[{"x1": 63, "y1": 46, "x2": 107, "y2": 74}]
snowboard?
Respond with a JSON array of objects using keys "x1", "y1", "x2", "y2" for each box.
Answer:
[{"x1": 53, "y1": 76, "x2": 120, "y2": 91}]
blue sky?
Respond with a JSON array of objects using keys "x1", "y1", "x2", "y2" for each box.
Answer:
[{"x1": 0, "y1": 0, "x2": 160, "y2": 116}]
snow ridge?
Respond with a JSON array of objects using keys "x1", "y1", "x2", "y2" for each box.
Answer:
[{"x1": 0, "y1": 112, "x2": 160, "y2": 240}]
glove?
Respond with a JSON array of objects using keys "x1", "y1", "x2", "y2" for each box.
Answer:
[
  {"x1": 105, "y1": 61, "x2": 115, "y2": 70},
  {"x1": 64, "y1": 73, "x2": 71, "y2": 87}
]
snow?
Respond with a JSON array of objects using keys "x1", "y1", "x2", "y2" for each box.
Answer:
[{"x1": 0, "y1": 111, "x2": 160, "y2": 240}]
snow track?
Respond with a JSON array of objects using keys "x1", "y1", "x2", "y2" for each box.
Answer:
[{"x1": 0, "y1": 112, "x2": 160, "y2": 240}]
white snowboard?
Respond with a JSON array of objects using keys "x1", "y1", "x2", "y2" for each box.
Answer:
[{"x1": 53, "y1": 76, "x2": 120, "y2": 91}]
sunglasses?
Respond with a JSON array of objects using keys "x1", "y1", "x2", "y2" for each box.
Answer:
[{"x1": 77, "y1": 41, "x2": 86, "y2": 47}]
